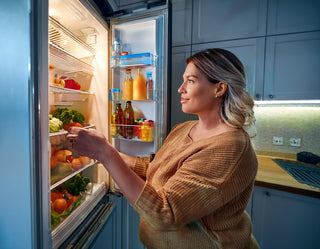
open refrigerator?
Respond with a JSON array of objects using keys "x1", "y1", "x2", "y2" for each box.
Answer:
[{"x1": 43, "y1": 0, "x2": 169, "y2": 248}]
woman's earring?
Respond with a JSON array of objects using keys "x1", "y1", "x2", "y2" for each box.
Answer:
[{"x1": 216, "y1": 94, "x2": 221, "y2": 98}]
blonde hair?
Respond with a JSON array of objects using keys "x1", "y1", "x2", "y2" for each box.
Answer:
[{"x1": 187, "y1": 48, "x2": 255, "y2": 131}]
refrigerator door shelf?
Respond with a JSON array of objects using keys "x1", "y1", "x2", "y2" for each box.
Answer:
[
  {"x1": 110, "y1": 52, "x2": 156, "y2": 68},
  {"x1": 51, "y1": 182, "x2": 107, "y2": 249}
]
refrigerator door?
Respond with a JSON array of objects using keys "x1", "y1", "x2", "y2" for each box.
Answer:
[{"x1": 107, "y1": 7, "x2": 169, "y2": 192}]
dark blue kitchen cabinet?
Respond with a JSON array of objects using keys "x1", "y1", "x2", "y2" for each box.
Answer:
[
  {"x1": 267, "y1": 0, "x2": 320, "y2": 35},
  {"x1": 192, "y1": 0, "x2": 267, "y2": 44},
  {"x1": 89, "y1": 202, "x2": 118, "y2": 249},
  {"x1": 121, "y1": 197, "x2": 146, "y2": 249},
  {"x1": 251, "y1": 186, "x2": 320, "y2": 249},
  {"x1": 264, "y1": 31, "x2": 320, "y2": 100},
  {"x1": 171, "y1": 0, "x2": 192, "y2": 46},
  {"x1": 170, "y1": 46, "x2": 197, "y2": 129},
  {"x1": 192, "y1": 38, "x2": 266, "y2": 100}
]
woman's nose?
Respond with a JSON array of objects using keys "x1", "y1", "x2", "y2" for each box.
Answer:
[{"x1": 178, "y1": 81, "x2": 186, "y2": 94}]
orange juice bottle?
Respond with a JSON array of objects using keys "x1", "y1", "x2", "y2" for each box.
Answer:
[
  {"x1": 123, "y1": 69, "x2": 133, "y2": 100},
  {"x1": 133, "y1": 69, "x2": 147, "y2": 100}
]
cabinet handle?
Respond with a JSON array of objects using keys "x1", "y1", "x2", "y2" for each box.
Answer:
[
  {"x1": 255, "y1": 93, "x2": 261, "y2": 99},
  {"x1": 265, "y1": 191, "x2": 271, "y2": 197},
  {"x1": 268, "y1": 94, "x2": 274, "y2": 99}
]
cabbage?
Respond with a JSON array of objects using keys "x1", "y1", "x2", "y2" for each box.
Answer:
[{"x1": 49, "y1": 115, "x2": 63, "y2": 133}]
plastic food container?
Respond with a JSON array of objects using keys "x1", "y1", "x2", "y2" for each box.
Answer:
[{"x1": 109, "y1": 89, "x2": 120, "y2": 101}]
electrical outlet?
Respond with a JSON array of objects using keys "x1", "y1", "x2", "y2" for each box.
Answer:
[
  {"x1": 290, "y1": 137, "x2": 301, "y2": 147},
  {"x1": 273, "y1": 136, "x2": 283, "y2": 145}
]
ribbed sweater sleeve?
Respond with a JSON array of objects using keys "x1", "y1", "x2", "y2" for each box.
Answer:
[
  {"x1": 133, "y1": 122, "x2": 257, "y2": 233},
  {"x1": 133, "y1": 156, "x2": 150, "y2": 179}
]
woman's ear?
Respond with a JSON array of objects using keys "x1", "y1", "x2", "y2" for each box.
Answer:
[{"x1": 215, "y1": 82, "x2": 228, "y2": 98}]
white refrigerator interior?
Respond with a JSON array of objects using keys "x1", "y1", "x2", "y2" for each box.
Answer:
[{"x1": 48, "y1": 0, "x2": 110, "y2": 247}]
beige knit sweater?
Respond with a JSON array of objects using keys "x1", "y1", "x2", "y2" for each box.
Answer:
[{"x1": 132, "y1": 121, "x2": 259, "y2": 249}]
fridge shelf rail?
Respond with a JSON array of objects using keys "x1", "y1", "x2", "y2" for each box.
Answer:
[
  {"x1": 50, "y1": 160, "x2": 98, "y2": 190},
  {"x1": 49, "y1": 17, "x2": 96, "y2": 60},
  {"x1": 49, "y1": 44, "x2": 94, "y2": 75}
]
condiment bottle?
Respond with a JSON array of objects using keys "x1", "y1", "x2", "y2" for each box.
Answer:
[
  {"x1": 133, "y1": 69, "x2": 147, "y2": 100},
  {"x1": 146, "y1": 72, "x2": 153, "y2": 100},
  {"x1": 123, "y1": 101, "x2": 135, "y2": 139},
  {"x1": 141, "y1": 120, "x2": 154, "y2": 142},
  {"x1": 110, "y1": 108, "x2": 118, "y2": 137},
  {"x1": 123, "y1": 69, "x2": 133, "y2": 100},
  {"x1": 115, "y1": 103, "x2": 124, "y2": 137}
]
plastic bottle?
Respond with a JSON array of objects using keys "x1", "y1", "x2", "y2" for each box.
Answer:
[
  {"x1": 123, "y1": 69, "x2": 133, "y2": 100},
  {"x1": 115, "y1": 103, "x2": 124, "y2": 137},
  {"x1": 146, "y1": 72, "x2": 153, "y2": 100},
  {"x1": 123, "y1": 101, "x2": 135, "y2": 139},
  {"x1": 112, "y1": 39, "x2": 121, "y2": 66},
  {"x1": 133, "y1": 69, "x2": 147, "y2": 100}
]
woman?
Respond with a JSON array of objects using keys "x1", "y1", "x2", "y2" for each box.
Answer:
[{"x1": 67, "y1": 48, "x2": 259, "y2": 249}]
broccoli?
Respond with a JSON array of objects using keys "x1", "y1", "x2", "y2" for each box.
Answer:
[
  {"x1": 52, "y1": 108, "x2": 85, "y2": 125},
  {"x1": 59, "y1": 174, "x2": 90, "y2": 196}
]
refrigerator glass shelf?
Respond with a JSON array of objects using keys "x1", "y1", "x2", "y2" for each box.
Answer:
[
  {"x1": 50, "y1": 160, "x2": 98, "y2": 190},
  {"x1": 49, "y1": 44, "x2": 94, "y2": 75},
  {"x1": 51, "y1": 182, "x2": 107, "y2": 249},
  {"x1": 49, "y1": 17, "x2": 96, "y2": 60},
  {"x1": 49, "y1": 124, "x2": 95, "y2": 137},
  {"x1": 110, "y1": 52, "x2": 156, "y2": 68},
  {"x1": 50, "y1": 85, "x2": 93, "y2": 94}
]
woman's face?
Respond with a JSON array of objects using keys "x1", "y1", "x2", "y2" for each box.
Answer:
[{"x1": 178, "y1": 62, "x2": 220, "y2": 115}]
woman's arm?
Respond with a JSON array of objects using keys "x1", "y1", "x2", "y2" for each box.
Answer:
[{"x1": 67, "y1": 127, "x2": 145, "y2": 205}]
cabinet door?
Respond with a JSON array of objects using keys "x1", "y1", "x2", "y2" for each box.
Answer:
[
  {"x1": 89, "y1": 206, "x2": 117, "y2": 249},
  {"x1": 170, "y1": 46, "x2": 198, "y2": 129},
  {"x1": 192, "y1": 0, "x2": 267, "y2": 43},
  {"x1": 267, "y1": 0, "x2": 320, "y2": 35},
  {"x1": 252, "y1": 186, "x2": 320, "y2": 249},
  {"x1": 264, "y1": 31, "x2": 320, "y2": 100},
  {"x1": 171, "y1": 0, "x2": 192, "y2": 46},
  {"x1": 192, "y1": 38, "x2": 265, "y2": 100},
  {"x1": 122, "y1": 197, "x2": 146, "y2": 249}
]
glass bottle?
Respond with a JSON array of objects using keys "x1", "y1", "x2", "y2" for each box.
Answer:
[
  {"x1": 146, "y1": 72, "x2": 153, "y2": 100},
  {"x1": 123, "y1": 101, "x2": 135, "y2": 139},
  {"x1": 133, "y1": 69, "x2": 147, "y2": 100},
  {"x1": 123, "y1": 69, "x2": 133, "y2": 100},
  {"x1": 115, "y1": 103, "x2": 124, "y2": 137}
]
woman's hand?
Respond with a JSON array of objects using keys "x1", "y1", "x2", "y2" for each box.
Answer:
[
  {"x1": 67, "y1": 127, "x2": 111, "y2": 163},
  {"x1": 67, "y1": 127, "x2": 145, "y2": 205}
]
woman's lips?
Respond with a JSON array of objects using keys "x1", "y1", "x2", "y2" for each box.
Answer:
[{"x1": 180, "y1": 97, "x2": 188, "y2": 104}]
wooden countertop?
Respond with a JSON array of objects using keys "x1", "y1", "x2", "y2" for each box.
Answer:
[{"x1": 255, "y1": 155, "x2": 320, "y2": 198}]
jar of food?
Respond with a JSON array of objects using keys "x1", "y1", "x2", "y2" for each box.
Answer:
[{"x1": 141, "y1": 120, "x2": 154, "y2": 142}]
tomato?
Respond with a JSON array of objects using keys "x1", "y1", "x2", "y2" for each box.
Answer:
[
  {"x1": 51, "y1": 192, "x2": 62, "y2": 202},
  {"x1": 63, "y1": 122, "x2": 83, "y2": 131},
  {"x1": 63, "y1": 191, "x2": 74, "y2": 208},
  {"x1": 53, "y1": 198, "x2": 67, "y2": 213}
]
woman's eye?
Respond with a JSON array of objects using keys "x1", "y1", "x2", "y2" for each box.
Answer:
[{"x1": 188, "y1": 79, "x2": 194, "y2": 83}]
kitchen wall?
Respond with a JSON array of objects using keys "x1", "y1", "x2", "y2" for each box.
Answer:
[{"x1": 252, "y1": 106, "x2": 320, "y2": 156}]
